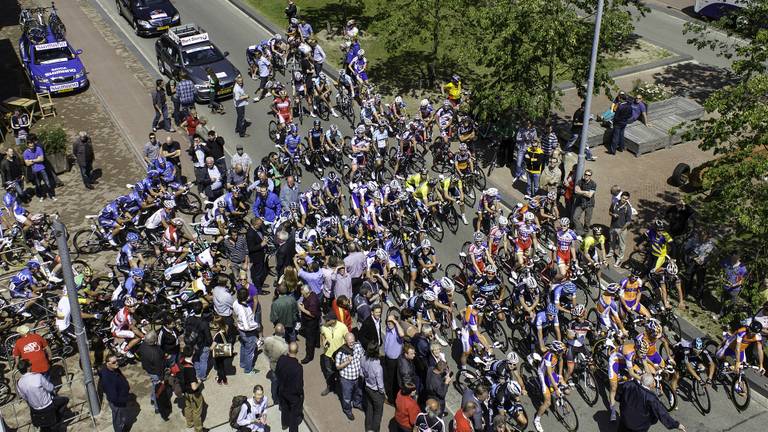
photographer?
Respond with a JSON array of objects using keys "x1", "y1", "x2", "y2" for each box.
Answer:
[{"x1": 424, "y1": 360, "x2": 453, "y2": 416}]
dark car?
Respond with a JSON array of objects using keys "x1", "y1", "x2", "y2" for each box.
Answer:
[
  {"x1": 117, "y1": 0, "x2": 180, "y2": 36},
  {"x1": 155, "y1": 23, "x2": 239, "y2": 103}
]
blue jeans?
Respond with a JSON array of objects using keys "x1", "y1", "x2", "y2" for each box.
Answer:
[
  {"x1": 514, "y1": 146, "x2": 526, "y2": 178},
  {"x1": 194, "y1": 346, "x2": 210, "y2": 380},
  {"x1": 152, "y1": 106, "x2": 171, "y2": 131},
  {"x1": 148, "y1": 373, "x2": 161, "y2": 412},
  {"x1": 239, "y1": 329, "x2": 258, "y2": 373},
  {"x1": 283, "y1": 326, "x2": 297, "y2": 343},
  {"x1": 30, "y1": 169, "x2": 55, "y2": 198},
  {"x1": 610, "y1": 124, "x2": 626, "y2": 153},
  {"x1": 565, "y1": 132, "x2": 594, "y2": 159},
  {"x1": 526, "y1": 172, "x2": 540, "y2": 196},
  {"x1": 109, "y1": 401, "x2": 127, "y2": 432},
  {"x1": 339, "y1": 376, "x2": 363, "y2": 416},
  {"x1": 269, "y1": 369, "x2": 280, "y2": 403}
]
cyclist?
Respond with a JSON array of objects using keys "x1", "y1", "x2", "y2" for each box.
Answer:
[
  {"x1": 437, "y1": 174, "x2": 468, "y2": 225},
  {"x1": 619, "y1": 269, "x2": 651, "y2": 319},
  {"x1": 405, "y1": 290, "x2": 439, "y2": 328},
  {"x1": 512, "y1": 275, "x2": 540, "y2": 323},
  {"x1": 457, "y1": 116, "x2": 477, "y2": 152},
  {"x1": 350, "y1": 126, "x2": 371, "y2": 175},
  {"x1": 562, "y1": 304, "x2": 593, "y2": 386},
  {"x1": 162, "y1": 218, "x2": 193, "y2": 262},
  {"x1": 644, "y1": 218, "x2": 672, "y2": 274},
  {"x1": 490, "y1": 380, "x2": 527, "y2": 431},
  {"x1": 476, "y1": 188, "x2": 501, "y2": 233},
  {"x1": 2, "y1": 182, "x2": 31, "y2": 232},
  {"x1": 291, "y1": 70, "x2": 313, "y2": 118},
  {"x1": 595, "y1": 283, "x2": 626, "y2": 335},
  {"x1": 98, "y1": 198, "x2": 133, "y2": 246},
  {"x1": 110, "y1": 296, "x2": 144, "y2": 358},
  {"x1": 111, "y1": 267, "x2": 145, "y2": 309},
  {"x1": 716, "y1": 320, "x2": 765, "y2": 376},
  {"x1": 553, "y1": 217, "x2": 578, "y2": 281},
  {"x1": 8, "y1": 260, "x2": 46, "y2": 318},
  {"x1": 115, "y1": 232, "x2": 143, "y2": 277},
  {"x1": 487, "y1": 215, "x2": 511, "y2": 259},
  {"x1": 322, "y1": 172, "x2": 345, "y2": 214},
  {"x1": 550, "y1": 280, "x2": 578, "y2": 315},
  {"x1": 453, "y1": 142, "x2": 474, "y2": 178},
  {"x1": 322, "y1": 123, "x2": 344, "y2": 155},
  {"x1": 533, "y1": 340, "x2": 567, "y2": 432},
  {"x1": 306, "y1": 119, "x2": 324, "y2": 153},
  {"x1": 635, "y1": 320, "x2": 674, "y2": 373},
  {"x1": 312, "y1": 72, "x2": 339, "y2": 117},
  {"x1": 579, "y1": 225, "x2": 607, "y2": 277},
  {"x1": 513, "y1": 212, "x2": 540, "y2": 269},
  {"x1": 419, "y1": 98, "x2": 435, "y2": 129},
  {"x1": 489, "y1": 351, "x2": 526, "y2": 394},
  {"x1": 282, "y1": 123, "x2": 302, "y2": 160},
  {"x1": 334, "y1": 67, "x2": 357, "y2": 100},
  {"x1": 528, "y1": 190, "x2": 559, "y2": 225},
  {"x1": 607, "y1": 340, "x2": 645, "y2": 421},
  {"x1": 532, "y1": 303, "x2": 562, "y2": 354},
  {"x1": 435, "y1": 100, "x2": 455, "y2": 146},
  {"x1": 272, "y1": 90, "x2": 293, "y2": 136},
  {"x1": 467, "y1": 264, "x2": 507, "y2": 323},
  {"x1": 459, "y1": 298, "x2": 493, "y2": 371},
  {"x1": 468, "y1": 231, "x2": 495, "y2": 277},
  {"x1": 409, "y1": 239, "x2": 438, "y2": 296},
  {"x1": 200, "y1": 200, "x2": 229, "y2": 237},
  {"x1": 441, "y1": 74, "x2": 462, "y2": 107},
  {"x1": 670, "y1": 337, "x2": 715, "y2": 392}
]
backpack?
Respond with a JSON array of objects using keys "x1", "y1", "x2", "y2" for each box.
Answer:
[{"x1": 228, "y1": 395, "x2": 250, "y2": 430}]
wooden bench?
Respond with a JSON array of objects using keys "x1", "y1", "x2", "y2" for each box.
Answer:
[{"x1": 624, "y1": 97, "x2": 703, "y2": 156}]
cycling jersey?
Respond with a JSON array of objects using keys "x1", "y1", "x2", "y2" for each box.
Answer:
[
  {"x1": 443, "y1": 82, "x2": 461, "y2": 100},
  {"x1": 490, "y1": 383, "x2": 524, "y2": 416},
  {"x1": 533, "y1": 310, "x2": 559, "y2": 329},
  {"x1": 474, "y1": 276, "x2": 502, "y2": 299},
  {"x1": 460, "y1": 306, "x2": 481, "y2": 352},
  {"x1": 111, "y1": 306, "x2": 135, "y2": 337},
  {"x1": 324, "y1": 129, "x2": 343, "y2": 144},
  {"x1": 514, "y1": 222, "x2": 538, "y2": 253},
  {"x1": 635, "y1": 332, "x2": 663, "y2": 365},
  {"x1": 454, "y1": 151, "x2": 471, "y2": 170},
  {"x1": 580, "y1": 234, "x2": 606, "y2": 256},
  {"x1": 3, "y1": 192, "x2": 27, "y2": 222},
  {"x1": 673, "y1": 339, "x2": 712, "y2": 371},
  {"x1": 274, "y1": 97, "x2": 291, "y2": 122},
  {"x1": 406, "y1": 294, "x2": 430, "y2": 320},
  {"x1": 717, "y1": 327, "x2": 762, "y2": 362},
  {"x1": 555, "y1": 229, "x2": 577, "y2": 264},
  {"x1": 284, "y1": 133, "x2": 302, "y2": 154},
  {"x1": 596, "y1": 294, "x2": 621, "y2": 330},
  {"x1": 116, "y1": 243, "x2": 136, "y2": 268},
  {"x1": 537, "y1": 351, "x2": 560, "y2": 391},
  {"x1": 567, "y1": 320, "x2": 592, "y2": 348},
  {"x1": 9, "y1": 268, "x2": 37, "y2": 297},
  {"x1": 647, "y1": 229, "x2": 671, "y2": 258},
  {"x1": 619, "y1": 277, "x2": 643, "y2": 311},
  {"x1": 308, "y1": 127, "x2": 323, "y2": 147},
  {"x1": 468, "y1": 242, "x2": 488, "y2": 273},
  {"x1": 549, "y1": 283, "x2": 575, "y2": 309},
  {"x1": 162, "y1": 225, "x2": 184, "y2": 253},
  {"x1": 144, "y1": 208, "x2": 170, "y2": 231}
]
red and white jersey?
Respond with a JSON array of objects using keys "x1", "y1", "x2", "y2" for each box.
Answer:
[
  {"x1": 163, "y1": 225, "x2": 181, "y2": 246},
  {"x1": 111, "y1": 307, "x2": 134, "y2": 333}
]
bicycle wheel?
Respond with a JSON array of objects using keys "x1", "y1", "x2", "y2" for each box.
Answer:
[
  {"x1": 663, "y1": 312, "x2": 682, "y2": 342},
  {"x1": 0, "y1": 381, "x2": 14, "y2": 406},
  {"x1": 552, "y1": 397, "x2": 579, "y2": 432},
  {"x1": 425, "y1": 217, "x2": 444, "y2": 242},
  {"x1": 268, "y1": 121, "x2": 279, "y2": 143},
  {"x1": 454, "y1": 368, "x2": 479, "y2": 394},
  {"x1": 659, "y1": 380, "x2": 677, "y2": 412},
  {"x1": 730, "y1": 374, "x2": 751, "y2": 411},
  {"x1": 692, "y1": 379, "x2": 711, "y2": 414},
  {"x1": 388, "y1": 274, "x2": 408, "y2": 306},
  {"x1": 317, "y1": 100, "x2": 330, "y2": 121},
  {"x1": 482, "y1": 322, "x2": 509, "y2": 353},
  {"x1": 463, "y1": 184, "x2": 476, "y2": 207},
  {"x1": 71, "y1": 259, "x2": 92, "y2": 277},
  {"x1": 73, "y1": 229, "x2": 103, "y2": 255},
  {"x1": 473, "y1": 168, "x2": 487, "y2": 190},
  {"x1": 177, "y1": 192, "x2": 203, "y2": 215},
  {"x1": 445, "y1": 264, "x2": 467, "y2": 294},
  {"x1": 576, "y1": 367, "x2": 599, "y2": 406},
  {"x1": 443, "y1": 206, "x2": 459, "y2": 233}
]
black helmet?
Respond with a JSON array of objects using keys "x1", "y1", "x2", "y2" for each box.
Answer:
[
  {"x1": 313, "y1": 119, "x2": 321, "y2": 127},
  {"x1": 749, "y1": 320, "x2": 763, "y2": 334}
]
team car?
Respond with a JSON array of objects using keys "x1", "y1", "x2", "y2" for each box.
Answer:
[
  {"x1": 18, "y1": 4, "x2": 88, "y2": 95},
  {"x1": 154, "y1": 23, "x2": 239, "y2": 103},
  {"x1": 116, "y1": 0, "x2": 180, "y2": 37}
]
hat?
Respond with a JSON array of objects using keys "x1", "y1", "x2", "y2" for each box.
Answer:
[
  {"x1": 236, "y1": 144, "x2": 244, "y2": 149},
  {"x1": 16, "y1": 325, "x2": 30, "y2": 335},
  {"x1": 325, "y1": 311, "x2": 337, "y2": 321}
]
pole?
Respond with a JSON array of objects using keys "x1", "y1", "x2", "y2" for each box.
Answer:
[
  {"x1": 52, "y1": 219, "x2": 101, "y2": 417},
  {"x1": 575, "y1": 0, "x2": 605, "y2": 186}
]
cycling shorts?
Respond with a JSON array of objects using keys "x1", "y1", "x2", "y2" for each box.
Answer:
[
  {"x1": 622, "y1": 298, "x2": 642, "y2": 313},
  {"x1": 515, "y1": 237, "x2": 532, "y2": 254},
  {"x1": 566, "y1": 345, "x2": 589, "y2": 363},
  {"x1": 555, "y1": 249, "x2": 572, "y2": 265},
  {"x1": 391, "y1": 254, "x2": 404, "y2": 268},
  {"x1": 717, "y1": 346, "x2": 747, "y2": 363},
  {"x1": 538, "y1": 370, "x2": 560, "y2": 394},
  {"x1": 647, "y1": 351, "x2": 664, "y2": 366},
  {"x1": 277, "y1": 112, "x2": 292, "y2": 124},
  {"x1": 460, "y1": 328, "x2": 480, "y2": 353},
  {"x1": 13, "y1": 213, "x2": 28, "y2": 224},
  {"x1": 112, "y1": 329, "x2": 135, "y2": 339},
  {"x1": 608, "y1": 360, "x2": 627, "y2": 383},
  {"x1": 99, "y1": 218, "x2": 118, "y2": 229}
]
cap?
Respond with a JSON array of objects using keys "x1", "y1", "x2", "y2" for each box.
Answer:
[
  {"x1": 325, "y1": 311, "x2": 337, "y2": 321},
  {"x1": 236, "y1": 144, "x2": 244, "y2": 149},
  {"x1": 16, "y1": 325, "x2": 30, "y2": 335}
]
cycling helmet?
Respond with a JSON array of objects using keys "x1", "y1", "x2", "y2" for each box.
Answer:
[
  {"x1": 171, "y1": 218, "x2": 184, "y2": 226},
  {"x1": 329, "y1": 123, "x2": 339, "y2": 133},
  {"x1": 202, "y1": 270, "x2": 214, "y2": 279},
  {"x1": 288, "y1": 123, "x2": 299, "y2": 134},
  {"x1": 547, "y1": 190, "x2": 556, "y2": 200},
  {"x1": 419, "y1": 166, "x2": 429, "y2": 175},
  {"x1": 443, "y1": 99, "x2": 451, "y2": 107},
  {"x1": 428, "y1": 178, "x2": 438, "y2": 186},
  {"x1": 524, "y1": 276, "x2": 538, "y2": 291},
  {"x1": 693, "y1": 337, "x2": 704, "y2": 351},
  {"x1": 375, "y1": 248, "x2": 388, "y2": 261},
  {"x1": 147, "y1": 170, "x2": 160, "y2": 178},
  {"x1": 629, "y1": 268, "x2": 642, "y2": 278},
  {"x1": 216, "y1": 200, "x2": 227, "y2": 208},
  {"x1": 603, "y1": 283, "x2": 620, "y2": 295},
  {"x1": 81, "y1": 266, "x2": 93, "y2": 278},
  {"x1": 124, "y1": 297, "x2": 138, "y2": 307},
  {"x1": 273, "y1": 33, "x2": 282, "y2": 40},
  {"x1": 561, "y1": 282, "x2": 577, "y2": 295},
  {"x1": 749, "y1": 320, "x2": 763, "y2": 334},
  {"x1": 498, "y1": 216, "x2": 509, "y2": 226},
  {"x1": 473, "y1": 297, "x2": 487, "y2": 310},
  {"x1": 366, "y1": 181, "x2": 378, "y2": 191},
  {"x1": 452, "y1": 74, "x2": 460, "y2": 82},
  {"x1": 506, "y1": 351, "x2": 520, "y2": 365},
  {"x1": 373, "y1": 191, "x2": 383, "y2": 200},
  {"x1": 485, "y1": 264, "x2": 497, "y2": 274},
  {"x1": 458, "y1": 142, "x2": 468, "y2": 152},
  {"x1": 507, "y1": 380, "x2": 522, "y2": 396},
  {"x1": 646, "y1": 319, "x2": 661, "y2": 336},
  {"x1": 313, "y1": 119, "x2": 321, "y2": 127},
  {"x1": 546, "y1": 303, "x2": 558, "y2": 316},
  {"x1": 440, "y1": 277, "x2": 455, "y2": 293},
  {"x1": 572, "y1": 304, "x2": 586, "y2": 317},
  {"x1": 485, "y1": 188, "x2": 498, "y2": 197},
  {"x1": 592, "y1": 225, "x2": 603, "y2": 235},
  {"x1": 318, "y1": 72, "x2": 327, "y2": 80},
  {"x1": 390, "y1": 237, "x2": 403, "y2": 250},
  {"x1": 293, "y1": 70, "x2": 303, "y2": 80},
  {"x1": 523, "y1": 212, "x2": 535, "y2": 222},
  {"x1": 637, "y1": 339, "x2": 650, "y2": 357},
  {"x1": 4, "y1": 181, "x2": 17, "y2": 191},
  {"x1": 559, "y1": 217, "x2": 570, "y2": 227},
  {"x1": 665, "y1": 259, "x2": 679, "y2": 276},
  {"x1": 289, "y1": 202, "x2": 300, "y2": 211},
  {"x1": 549, "y1": 340, "x2": 566, "y2": 353},
  {"x1": 473, "y1": 231, "x2": 486, "y2": 243},
  {"x1": 389, "y1": 179, "x2": 401, "y2": 191},
  {"x1": 422, "y1": 290, "x2": 437, "y2": 302},
  {"x1": 421, "y1": 239, "x2": 432, "y2": 249},
  {"x1": 26, "y1": 260, "x2": 41, "y2": 270},
  {"x1": 126, "y1": 232, "x2": 140, "y2": 243},
  {"x1": 163, "y1": 199, "x2": 176, "y2": 209},
  {"x1": 311, "y1": 182, "x2": 321, "y2": 191},
  {"x1": 653, "y1": 218, "x2": 667, "y2": 228},
  {"x1": 355, "y1": 125, "x2": 366, "y2": 136},
  {"x1": 130, "y1": 268, "x2": 145, "y2": 278},
  {"x1": 358, "y1": 49, "x2": 365, "y2": 56},
  {"x1": 420, "y1": 99, "x2": 429, "y2": 107},
  {"x1": 398, "y1": 191, "x2": 409, "y2": 201}
]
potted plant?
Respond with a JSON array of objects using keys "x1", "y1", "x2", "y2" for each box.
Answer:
[{"x1": 36, "y1": 126, "x2": 70, "y2": 174}]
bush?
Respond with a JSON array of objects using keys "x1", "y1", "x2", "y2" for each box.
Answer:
[
  {"x1": 35, "y1": 126, "x2": 69, "y2": 155},
  {"x1": 631, "y1": 79, "x2": 671, "y2": 102}
]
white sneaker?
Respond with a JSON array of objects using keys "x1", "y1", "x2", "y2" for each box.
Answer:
[
  {"x1": 108, "y1": 239, "x2": 118, "y2": 247},
  {"x1": 310, "y1": 112, "x2": 317, "y2": 118},
  {"x1": 435, "y1": 225, "x2": 443, "y2": 233},
  {"x1": 533, "y1": 416, "x2": 543, "y2": 432},
  {"x1": 253, "y1": 97, "x2": 261, "y2": 103},
  {"x1": 434, "y1": 334, "x2": 448, "y2": 347},
  {"x1": 122, "y1": 349, "x2": 135, "y2": 359},
  {"x1": 21, "y1": 312, "x2": 32, "y2": 318},
  {"x1": 461, "y1": 214, "x2": 468, "y2": 225},
  {"x1": 49, "y1": 275, "x2": 62, "y2": 283},
  {"x1": 331, "y1": 110, "x2": 340, "y2": 118},
  {"x1": 39, "y1": 197, "x2": 44, "y2": 202},
  {"x1": 52, "y1": 197, "x2": 57, "y2": 202}
]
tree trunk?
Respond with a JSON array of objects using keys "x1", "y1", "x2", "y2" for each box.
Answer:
[
  {"x1": 545, "y1": 47, "x2": 556, "y2": 119},
  {"x1": 432, "y1": 0, "x2": 441, "y2": 59}
]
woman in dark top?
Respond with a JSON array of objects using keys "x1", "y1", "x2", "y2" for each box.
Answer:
[
  {"x1": 205, "y1": 67, "x2": 225, "y2": 115},
  {"x1": 211, "y1": 317, "x2": 230, "y2": 385}
]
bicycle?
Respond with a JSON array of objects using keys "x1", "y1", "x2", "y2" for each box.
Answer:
[
  {"x1": 715, "y1": 361, "x2": 759, "y2": 411},
  {"x1": 335, "y1": 89, "x2": 355, "y2": 125}
]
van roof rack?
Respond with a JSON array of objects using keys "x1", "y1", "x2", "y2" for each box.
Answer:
[{"x1": 167, "y1": 23, "x2": 209, "y2": 46}]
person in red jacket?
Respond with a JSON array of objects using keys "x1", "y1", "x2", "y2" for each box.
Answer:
[
  {"x1": 453, "y1": 401, "x2": 477, "y2": 432},
  {"x1": 332, "y1": 295, "x2": 353, "y2": 331},
  {"x1": 394, "y1": 383, "x2": 420, "y2": 432}
]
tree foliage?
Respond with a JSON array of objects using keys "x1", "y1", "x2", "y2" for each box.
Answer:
[{"x1": 682, "y1": 3, "x2": 768, "y2": 309}]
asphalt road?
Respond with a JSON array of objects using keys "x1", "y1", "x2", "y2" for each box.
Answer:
[{"x1": 81, "y1": 0, "x2": 766, "y2": 430}]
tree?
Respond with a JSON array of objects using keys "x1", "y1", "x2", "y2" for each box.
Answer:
[{"x1": 681, "y1": 3, "x2": 768, "y2": 313}]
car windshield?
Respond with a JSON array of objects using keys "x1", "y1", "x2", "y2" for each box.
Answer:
[
  {"x1": 182, "y1": 45, "x2": 224, "y2": 67},
  {"x1": 34, "y1": 47, "x2": 74, "y2": 64},
  {"x1": 138, "y1": 0, "x2": 166, "y2": 7}
]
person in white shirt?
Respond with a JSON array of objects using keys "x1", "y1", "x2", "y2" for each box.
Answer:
[
  {"x1": 55, "y1": 277, "x2": 99, "y2": 348},
  {"x1": 233, "y1": 288, "x2": 261, "y2": 374},
  {"x1": 233, "y1": 74, "x2": 250, "y2": 137},
  {"x1": 236, "y1": 385, "x2": 269, "y2": 431}
]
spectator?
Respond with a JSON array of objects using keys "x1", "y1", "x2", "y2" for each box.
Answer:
[
  {"x1": 411, "y1": 325, "x2": 434, "y2": 392},
  {"x1": 284, "y1": 0, "x2": 297, "y2": 21},
  {"x1": 415, "y1": 399, "x2": 445, "y2": 432},
  {"x1": 298, "y1": 284, "x2": 321, "y2": 363},
  {"x1": 183, "y1": 302, "x2": 212, "y2": 381},
  {"x1": 98, "y1": 354, "x2": 131, "y2": 432},
  {"x1": 231, "y1": 144, "x2": 253, "y2": 178},
  {"x1": 165, "y1": 78, "x2": 180, "y2": 126},
  {"x1": 353, "y1": 286, "x2": 376, "y2": 323},
  {"x1": 319, "y1": 312, "x2": 349, "y2": 396},
  {"x1": 279, "y1": 175, "x2": 301, "y2": 209},
  {"x1": 176, "y1": 72, "x2": 196, "y2": 116},
  {"x1": 180, "y1": 107, "x2": 201, "y2": 147},
  {"x1": 462, "y1": 384, "x2": 491, "y2": 432},
  {"x1": 335, "y1": 332, "x2": 365, "y2": 420},
  {"x1": 394, "y1": 383, "x2": 420, "y2": 432},
  {"x1": 72, "y1": 131, "x2": 95, "y2": 189},
  {"x1": 361, "y1": 342, "x2": 385, "y2": 432},
  {"x1": 206, "y1": 130, "x2": 227, "y2": 174},
  {"x1": 264, "y1": 324, "x2": 289, "y2": 403},
  {"x1": 152, "y1": 78, "x2": 174, "y2": 133},
  {"x1": 212, "y1": 281, "x2": 236, "y2": 340},
  {"x1": 682, "y1": 229, "x2": 715, "y2": 299},
  {"x1": 246, "y1": 217, "x2": 269, "y2": 293},
  {"x1": 720, "y1": 254, "x2": 748, "y2": 315},
  {"x1": 179, "y1": 346, "x2": 205, "y2": 432},
  {"x1": 16, "y1": 359, "x2": 69, "y2": 431},
  {"x1": 565, "y1": 102, "x2": 585, "y2": 151},
  {"x1": 539, "y1": 156, "x2": 562, "y2": 196},
  {"x1": 1, "y1": 147, "x2": 27, "y2": 198},
  {"x1": 609, "y1": 191, "x2": 633, "y2": 265},
  {"x1": 252, "y1": 185, "x2": 282, "y2": 225},
  {"x1": 190, "y1": 136, "x2": 208, "y2": 193},
  {"x1": 158, "y1": 319, "x2": 181, "y2": 367},
  {"x1": 572, "y1": 168, "x2": 597, "y2": 234},
  {"x1": 234, "y1": 74, "x2": 250, "y2": 138},
  {"x1": 331, "y1": 262, "x2": 353, "y2": 301},
  {"x1": 453, "y1": 401, "x2": 478, "y2": 432},
  {"x1": 199, "y1": 156, "x2": 226, "y2": 200},
  {"x1": 344, "y1": 243, "x2": 368, "y2": 291},
  {"x1": 296, "y1": 255, "x2": 325, "y2": 297},
  {"x1": 541, "y1": 122, "x2": 559, "y2": 166},
  {"x1": 665, "y1": 196, "x2": 694, "y2": 254},
  {"x1": 10, "y1": 109, "x2": 30, "y2": 144},
  {"x1": 136, "y1": 331, "x2": 165, "y2": 417},
  {"x1": 228, "y1": 163, "x2": 249, "y2": 195},
  {"x1": 161, "y1": 136, "x2": 182, "y2": 181},
  {"x1": 514, "y1": 119, "x2": 537, "y2": 181},
  {"x1": 615, "y1": 373, "x2": 685, "y2": 431},
  {"x1": 22, "y1": 136, "x2": 55, "y2": 202},
  {"x1": 332, "y1": 295, "x2": 353, "y2": 332},
  {"x1": 275, "y1": 230, "x2": 296, "y2": 279},
  {"x1": 236, "y1": 385, "x2": 268, "y2": 432},
  {"x1": 358, "y1": 303, "x2": 383, "y2": 349},
  {"x1": 233, "y1": 288, "x2": 261, "y2": 374},
  {"x1": 424, "y1": 360, "x2": 452, "y2": 416},
  {"x1": 524, "y1": 139, "x2": 545, "y2": 197},
  {"x1": 271, "y1": 285, "x2": 299, "y2": 341},
  {"x1": 223, "y1": 229, "x2": 248, "y2": 277},
  {"x1": 383, "y1": 309, "x2": 405, "y2": 403},
  {"x1": 629, "y1": 94, "x2": 650, "y2": 126},
  {"x1": 275, "y1": 342, "x2": 304, "y2": 432},
  {"x1": 252, "y1": 50, "x2": 272, "y2": 102},
  {"x1": 610, "y1": 94, "x2": 633, "y2": 154},
  {"x1": 210, "y1": 317, "x2": 231, "y2": 385},
  {"x1": 309, "y1": 39, "x2": 325, "y2": 76},
  {"x1": 398, "y1": 343, "x2": 418, "y2": 392},
  {"x1": 12, "y1": 326, "x2": 51, "y2": 374}
]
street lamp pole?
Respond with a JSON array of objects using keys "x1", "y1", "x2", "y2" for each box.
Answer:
[
  {"x1": 575, "y1": 0, "x2": 605, "y2": 182},
  {"x1": 52, "y1": 219, "x2": 101, "y2": 417}
]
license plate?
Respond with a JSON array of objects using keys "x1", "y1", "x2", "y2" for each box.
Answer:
[
  {"x1": 50, "y1": 81, "x2": 79, "y2": 91},
  {"x1": 217, "y1": 87, "x2": 233, "y2": 96},
  {"x1": 158, "y1": 25, "x2": 169, "y2": 30}
]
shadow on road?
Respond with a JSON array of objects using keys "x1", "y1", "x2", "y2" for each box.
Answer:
[
  {"x1": 653, "y1": 62, "x2": 737, "y2": 103},
  {"x1": 0, "y1": 38, "x2": 33, "y2": 101}
]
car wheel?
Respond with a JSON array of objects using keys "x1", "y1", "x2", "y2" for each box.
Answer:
[
  {"x1": 671, "y1": 163, "x2": 691, "y2": 187},
  {"x1": 157, "y1": 58, "x2": 166, "y2": 76}
]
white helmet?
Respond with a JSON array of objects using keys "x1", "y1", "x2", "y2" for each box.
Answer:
[
  {"x1": 506, "y1": 351, "x2": 520, "y2": 365},
  {"x1": 422, "y1": 290, "x2": 437, "y2": 302},
  {"x1": 420, "y1": 99, "x2": 429, "y2": 107},
  {"x1": 559, "y1": 217, "x2": 570, "y2": 227},
  {"x1": 485, "y1": 188, "x2": 498, "y2": 197},
  {"x1": 497, "y1": 216, "x2": 509, "y2": 226},
  {"x1": 375, "y1": 248, "x2": 388, "y2": 261},
  {"x1": 389, "y1": 179, "x2": 401, "y2": 190},
  {"x1": 421, "y1": 239, "x2": 432, "y2": 249},
  {"x1": 506, "y1": 380, "x2": 522, "y2": 396},
  {"x1": 395, "y1": 96, "x2": 403, "y2": 104},
  {"x1": 523, "y1": 212, "x2": 535, "y2": 222},
  {"x1": 358, "y1": 49, "x2": 365, "y2": 56},
  {"x1": 440, "y1": 277, "x2": 455, "y2": 293},
  {"x1": 163, "y1": 199, "x2": 176, "y2": 209}
]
